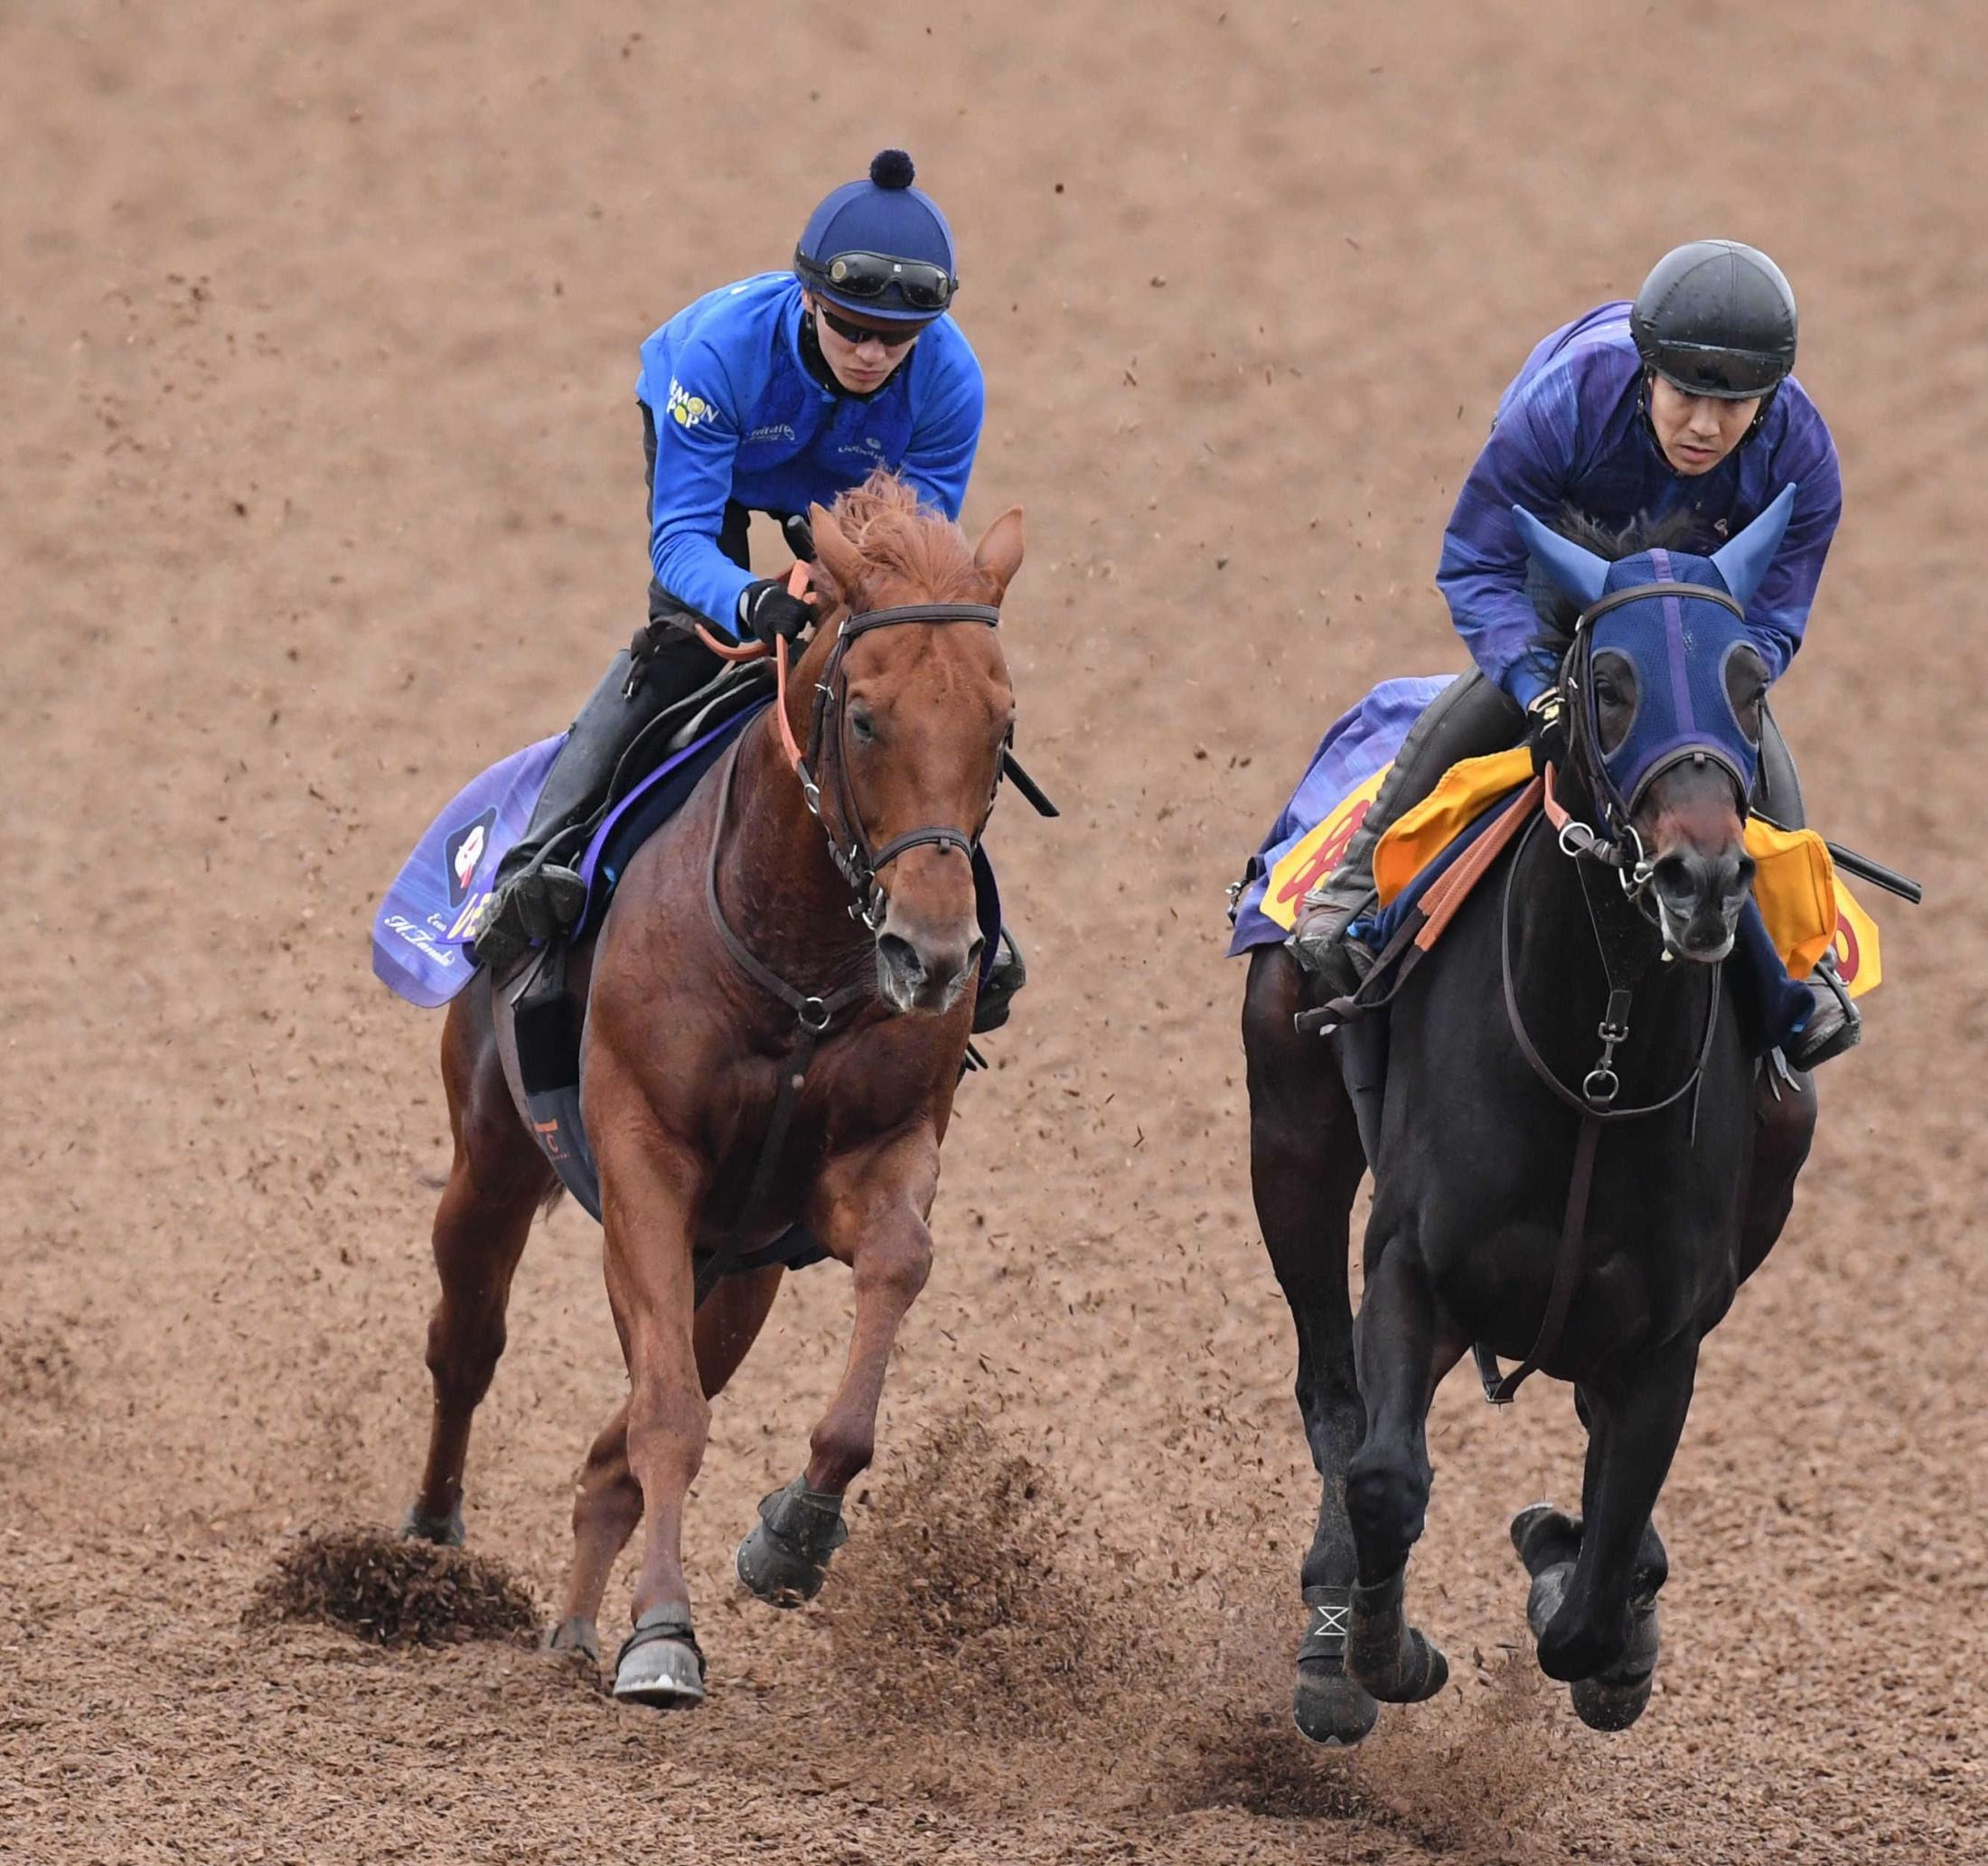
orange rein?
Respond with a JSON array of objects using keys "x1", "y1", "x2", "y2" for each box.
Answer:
[{"x1": 693, "y1": 561, "x2": 816, "y2": 775}]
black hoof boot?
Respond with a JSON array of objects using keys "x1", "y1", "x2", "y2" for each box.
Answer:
[
  {"x1": 735, "y1": 1477, "x2": 849, "y2": 1608},
  {"x1": 1569, "y1": 1599, "x2": 1660, "y2": 1731},
  {"x1": 613, "y1": 1607, "x2": 706, "y2": 1708},
  {"x1": 1292, "y1": 1585, "x2": 1382, "y2": 1746},
  {"x1": 400, "y1": 1501, "x2": 464, "y2": 1548},
  {"x1": 1347, "y1": 1569, "x2": 1449, "y2": 1704}
]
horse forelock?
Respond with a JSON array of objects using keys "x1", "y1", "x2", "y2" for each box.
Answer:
[
  {"x1": 1530, "y1": 505, "x2": 1721, "y2": 640},
  {"x1": 826, "y1": 470, "x2": 989, "y2": 607}
]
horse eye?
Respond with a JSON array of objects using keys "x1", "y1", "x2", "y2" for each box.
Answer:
[
  {"x1": 1595, "y1": 677, "x2": 1623, "y2": 707},
  {"x1": 849, "y1": 708, "x2": 877, "y2": 745}
]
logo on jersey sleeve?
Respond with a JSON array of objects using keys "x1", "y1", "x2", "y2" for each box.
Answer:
[{"x1": 666, "y1": 378, "x2": 718, "y2": 429}]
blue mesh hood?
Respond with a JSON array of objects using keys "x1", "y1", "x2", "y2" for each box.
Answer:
[{"x1": 1586, "y1": 547, "x2": 1760, "y2": 812}]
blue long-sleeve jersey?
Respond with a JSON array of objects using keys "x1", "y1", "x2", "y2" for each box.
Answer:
[
  {"x1": 1438, "y1": 302, "x2": 1843, "y2": 708},
  {"x1": 633, "y1": 272, "x2": 985, "y2": 637}
]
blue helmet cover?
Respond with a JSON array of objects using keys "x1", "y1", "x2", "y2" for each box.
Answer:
[
  {"x1": 1513, "y1": 486, "x2": 1797, "y2": 815},
  {"x1": 796, "y1": 150, "x2": 957, "y2": 323}
]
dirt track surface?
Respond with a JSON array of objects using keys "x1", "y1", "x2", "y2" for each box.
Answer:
[{"x1": 4, "y1": 3, "x2": 1984, "y2": 1861}]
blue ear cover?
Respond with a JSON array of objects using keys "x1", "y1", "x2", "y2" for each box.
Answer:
[
  {"x1": 1708, "y1": 483, "x2": 1798, "y2": 607},
  {"x1": 1511, "y1": 505, "x2": 1609, "y2": 607}
]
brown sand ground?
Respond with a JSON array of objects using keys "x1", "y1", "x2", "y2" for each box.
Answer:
[{"x1": 2, "y1": 2, "x2": 1983, "y2": 1861}]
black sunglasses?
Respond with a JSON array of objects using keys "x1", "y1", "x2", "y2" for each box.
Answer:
[
  {"x1": 796, "y1": 248, "x2": 956, "y2": 311},
  {"x1": 814, "y1": 303, "x2": 926, "y2": 350}
]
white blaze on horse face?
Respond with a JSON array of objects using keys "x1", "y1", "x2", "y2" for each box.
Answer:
[{"x1": 1648, "y1": 378, "x2": 1761, "y2": 476}]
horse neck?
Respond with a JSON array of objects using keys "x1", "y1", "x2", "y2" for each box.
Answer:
[{"x1": 714, "y1": 703, "x2": 877, "y2": 1000}]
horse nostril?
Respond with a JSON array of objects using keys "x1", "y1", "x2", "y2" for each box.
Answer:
[
  {"x1": 877, "y1": 933, "x2": 925, "y2": 987},
  {"x1": 1653, "y1": 852, "x2": 1697, "y2": 901}
]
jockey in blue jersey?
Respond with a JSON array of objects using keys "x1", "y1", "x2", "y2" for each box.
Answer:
[
  {"x1": 474, "y1": 150, "x2": 1022, "y2": 1024},
  {"x1": 1294, "y1": 239, "x2": 1859, "y2": 1068}
]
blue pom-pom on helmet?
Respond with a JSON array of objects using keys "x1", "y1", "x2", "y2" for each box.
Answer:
[{"x1": 795, "y1": 149, "x2": 958, "y2": 324}]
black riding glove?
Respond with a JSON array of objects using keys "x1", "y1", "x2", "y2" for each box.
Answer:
[
  {"x1": 1525, "y1": 688, "x2": 1571, "y2": 777},
  {"x1": 738, "y1": 577, "x2": 814, "y2": 650}
]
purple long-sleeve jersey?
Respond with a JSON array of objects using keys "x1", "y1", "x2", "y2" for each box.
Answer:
[{"x1": 1437, "y1": 302, "x2": 1843, "y2": 708}]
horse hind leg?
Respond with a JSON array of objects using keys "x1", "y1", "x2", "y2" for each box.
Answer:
[
  {"x1": 1242, "y1": 946, "x2": 1377, "y2": 1746},
  {"x1": 404, "y1": 986, "x2": 554, "y2": 1546},
  {"x1": 1342, "y1": 1238, "x2": 1464, "y2": 1705}
]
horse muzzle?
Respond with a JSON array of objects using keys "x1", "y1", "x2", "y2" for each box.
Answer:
[
  {"x1": 875, "y1": 919, "x2": 984, "y2": 1016},
  {"x1": 1649, "y1": 842, "x2": 1754, "y2": 963}
]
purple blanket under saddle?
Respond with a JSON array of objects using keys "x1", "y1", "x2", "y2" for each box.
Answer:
[{"x1": 1226, "y1": 676, "x2": 1451, "y2": 956}]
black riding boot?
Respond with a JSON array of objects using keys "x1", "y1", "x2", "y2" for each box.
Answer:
[
  {"x1": 971, "y1": 925, "x2": 1027, "y2": 1034},
  {"x1": 1289, "y1": 668, "x2": 1524, "y2": 995},
  {"x1": 471, "y1": 630, "x2": 725, "y2": 971}
]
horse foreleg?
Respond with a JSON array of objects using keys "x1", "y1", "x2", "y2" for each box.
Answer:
[
  {"x1": 1242, "y1": 946, "x2": 1376, "y2": 1745},
  {"x1": 736, "y1": 1131, "x2": 936, "y2": 1610},
  {"x1": 406, "y1": 988, "x2": 553, "y2": 1546},
  {"x1": 549, "y1": 1268, "x2": 784, "y2": 1664},
  {"x1": 1533, "y1": 1333, "x2": 1698, "y2": 1711},
  {"x1": 1344, "y1": 1239, "x2": 1465, "y2": 1704},
  {"x1": 589, "y1": 1087, "x2": 712, "y2": 1708}
]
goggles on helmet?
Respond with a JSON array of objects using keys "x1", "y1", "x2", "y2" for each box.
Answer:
[
  {"x1": 1641, "y1": 342, "x2": 1787, "y2": 401},
  {"x1": 795, "y1": 248, "x2": 956, "y2": 312}
]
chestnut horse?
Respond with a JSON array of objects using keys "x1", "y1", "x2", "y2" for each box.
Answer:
[{"x1": 400, "y1": 474, "x2": 1023, "y2": 1705}]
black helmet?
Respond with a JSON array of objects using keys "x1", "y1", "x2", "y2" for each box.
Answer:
[{"x1": 1630, "y1": 240, "x2": 1797, "y2": 399}]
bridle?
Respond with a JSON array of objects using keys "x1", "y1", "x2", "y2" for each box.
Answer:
[
  {"x1": 1550, "y1": 575, "x2": 1751, "y2": 908},
  {"x1": 699, "y1": 577, "x2": 1006, "y2": 933}
]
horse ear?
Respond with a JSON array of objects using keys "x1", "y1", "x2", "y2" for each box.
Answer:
[
  {"x1": 972, "y1": 506, "x2": 1025, "y2": 602},
  {"x1": 810, "y1": 502, "x2": 863, "y2": 600},
  {"x1": 1511, "y1": 505, "x2": 1608, "y2": 607},
  {"x1": 1709, "y1": 483, "x2": 1797, "y2": 609}
]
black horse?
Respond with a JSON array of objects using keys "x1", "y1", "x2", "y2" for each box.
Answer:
[{"x1": 1243, "y1": 492, "x2": 1822, "y2": 1741}]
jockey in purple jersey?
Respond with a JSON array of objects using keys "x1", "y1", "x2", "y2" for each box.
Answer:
[
  {"x1": 471, "y1": 151, "x2": 1024, "y2": 1027},
  {"x1": 1293, "y1": 239, "x2": 1859, "y2": 1069}
]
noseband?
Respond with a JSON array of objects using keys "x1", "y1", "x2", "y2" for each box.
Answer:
[{"x1": 792, "y1": 602, "x2": 1003, "y2": 930}]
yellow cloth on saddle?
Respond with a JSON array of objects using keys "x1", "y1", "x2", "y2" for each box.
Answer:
[{"x1": 1371, "y1": 750, "x2": 1883, "y2": 997}]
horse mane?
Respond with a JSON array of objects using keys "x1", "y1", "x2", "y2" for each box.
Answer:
[
  {"x1": 1529, "y1": 504, "x2": 1719, "y2": 644},
  {"x1": 824, "y1": 470, "x2": 984, "y2": 605}
]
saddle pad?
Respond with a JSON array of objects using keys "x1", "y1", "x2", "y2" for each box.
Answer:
[
  {"x1": 1226, "y1": 676, "x2": 1450, "y2": 954},
  {"x1": 371, "y1": 734, "x2": 566, "y2": 1008},
  {"x1": 1229, "y1": 679, "x2": 1881, "y2": 997}
]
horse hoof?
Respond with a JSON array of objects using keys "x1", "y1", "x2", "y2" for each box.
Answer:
[
  {"x1": 1570, "y1": 1670, "x2": 1655, "y2": 1731},
  {"x1": 735, "y1": 1478, "x2": 849, "y2": 1609},
  {"x1": 1293, "y1": 1660, "x2": 1381, "y2": 1746},
  {"x1": 399, "y1": 1502, "x2": 464, "y2": 1548},
  {"x1": 613, "y1": 1608, "x2": 706, "y2": 1710},
  {"x1": 1510, "y1": 1504, "x2": 1581, "y2": 1577},
  {"x1": 544, "y1": 1616, "x2": 602, "y2": 1669},
  {"x1": 1569, "y1": 1601, "x2": 1660, "y2": 1730}
]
